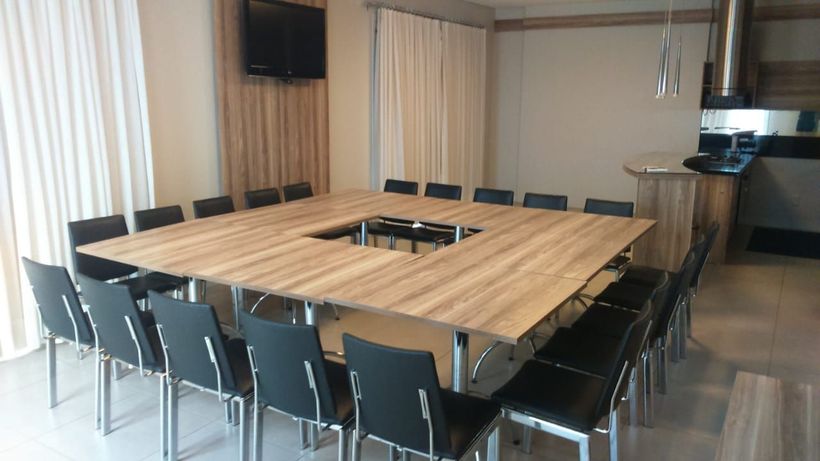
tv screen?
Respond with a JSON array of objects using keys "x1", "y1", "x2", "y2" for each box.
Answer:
[{"x1": 244, "y1": 0, "x2": 326, "y2": 79}]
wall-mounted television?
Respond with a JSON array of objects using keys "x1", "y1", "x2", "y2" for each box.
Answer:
[{"x1": 243, "y1": 0, "x2": 326, "y2": 80}]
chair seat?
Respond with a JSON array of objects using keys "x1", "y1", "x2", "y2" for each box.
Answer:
[
  {"x1": 593, "y1": 281, "x2": 655, "y2": 311},
  {"x1": 390, "y1": 224, "x2": 454, "y2": 244},
  {"x1": 315, "y1": 226, "x2": 358, "y2": 241},
  {"x1": 438, "y1": 390, "x2": 500, "y2": 459},
  {"x1": 571, "y1": 303, "x2": 638, "y2": 339},
  {"x1": 606, "y1": 254, "x2": 631, "y2": 272},
  {"x1": 492, "y1": 360, "x2": 606, "y2": 432},
  {"x1": 323, "y1": 360, "x2": 355, "y2": 425},
  {"x1": 223, "y1": 338, "x2": 254, "y2": 397},
  {"x1": 533, "y1": 327, "x2": 622, "y2": 377},
  {"x1": 620, "y1": 265, "x2": 668, "y2": 287},
  {"x1": 116, "y1": 276, "x2": 180, "y2": 301}
]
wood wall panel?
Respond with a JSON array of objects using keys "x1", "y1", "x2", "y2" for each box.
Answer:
[
  {"x1": 214, "y1": 0, "x2": 329, "y2": 207},
  {"x1": 755, "y1": 61, "x2": 820, "y2": 110}
]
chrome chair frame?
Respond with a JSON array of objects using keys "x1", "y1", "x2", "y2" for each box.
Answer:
[{"x1": 349, "y1": 371, "x2": 501, "y2": 461}]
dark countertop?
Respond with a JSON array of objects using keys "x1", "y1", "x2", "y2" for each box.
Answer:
[{"x1": 682, "y1": 153, "x2": 756, "y2": 176}]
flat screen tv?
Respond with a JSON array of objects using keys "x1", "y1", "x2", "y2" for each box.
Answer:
[{"x1": 243, "y1": 0, "x2": 326, "y2": 80}]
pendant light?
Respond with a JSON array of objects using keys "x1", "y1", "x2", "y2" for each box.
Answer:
[{"x1": 656, "y1": 0, "x2": 681, "y2": 98}]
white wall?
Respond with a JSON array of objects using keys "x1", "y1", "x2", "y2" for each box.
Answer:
[
  {"x1": 327, "y1": 0, "x2": 495, "y2": 192},
  {"x1": 489, "y1": 0, "x2": 820, "y2": 208},
  {"x1": 138, "y1": 0, "x2": 220, "y2": 219}
]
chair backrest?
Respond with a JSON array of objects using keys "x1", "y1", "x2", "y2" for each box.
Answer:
[
  {"x1": 192, "y1": 196, "x2": 235, "y2": 219},
  {"x1": 78, "y1": 274, "x2": 159, "y2": 368},
  {"x1": 424, "y1": 182, "x2": 462, "y2": 201},
  {"x1": 473, "y1": 187, "x2": 514, "y2": 206},
  {"x1": 583, "y1": 198, "x2": 634, "y2": 218},
  {"x1": 21, "y1": 257, "x2": 94, "y2": 344},
  {"x1": 522, "y1": 193, "x2": 568, "y2": 211},
  {"x1": 148, "y1": 291, "x2": 239, "y2": 392},
  {"x1": 655, "y1": 250, "x2": 700, "y2": 339},
  {"x1": 244, "y1": 187, "x2": 281, "y2": 209},
  {"x1": 690, "y1": 222, "x2": 720, "y2": 289},
  {"x1": 594, "y1": 299, "x2": 653, "y2": 420},
  {"x1": 283, "y1": 182, "x2": 314, "y2": 202},
  {"x1": 134, "y1": 205, "x2": 185, "y2": 232},
  {"x1": 343, "y1": 334, "x2": 450, "y2": 454},
  {"x1": 646, "y1": 272, "x2": 672, "y2": 338},
  {"x1": 67, "y1": 215, "x2": 137, "y2": 280},
  {"x1": 240, "y1": 311, "x2": 337, "y2": 421},
  {"x1": 384, "y1": 179, "x2": 418, "y2": 195}
]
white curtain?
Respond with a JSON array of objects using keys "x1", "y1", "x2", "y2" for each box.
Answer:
[
  {"x1": 0, "y1": 0, "x2": 154, "y2": 360},
  {"x1": 373, "y1": 8, "x2": 486, "y2": 195}
]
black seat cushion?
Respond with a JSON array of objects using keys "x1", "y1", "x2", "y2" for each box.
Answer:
[
  {"x1": 606, "y1": 254, "x2": 631, "y2": 272},
  {"x1": 492, "y1": 360, "x2": 606, "y2": 432},
  {"x1": 116, "y1": 276, "x2": 179, "y2": 301},
  {"x1": 145, "y1": 271, "x2": 188, "y2": 288},
  {"x1": 224, "y1": 338, "x2": 254, "y2": 397},
  {"x1": 533, "y1": 327, "x2": 622, "y2": 377},
  {"x1": 593, "y1": 281, "x2": 655, "y2": 311},
  {"x1": 315, "y1": 227, "x2": 358, "y2": 241},
  {"x1": 438, "y1": 390, "x2": 500, "y2": 459},
  {"x1": 324, "y1": 360, "x2": 354, "y2": 425},
  {"x1": 571, "y1": 303, "x2": 638, "y2": 339},
  {"x1": 620, "y1": 265, "x2": 668, "y2": 287}
]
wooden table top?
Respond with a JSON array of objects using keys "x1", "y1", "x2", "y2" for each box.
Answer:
[
  {"x1": 79, "y1": 189, "x2": 654, "y2": 343},
  {"x1": 715, "y1": 372, "x2": 819, "y2": 461}
]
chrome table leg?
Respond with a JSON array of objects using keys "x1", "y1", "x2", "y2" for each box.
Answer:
[
  {"x1": 304, "y1": 301, "x2": 316, "y2": 326},
  {"x1": 451, "y1": 331, "x2": 469, "y2": 393},
  {"x1": 188, "y1": 278, "x2": 200, "y2": 303},
  {"x1": 359, "y1": 222, "x2": 368, "y2": 247}
]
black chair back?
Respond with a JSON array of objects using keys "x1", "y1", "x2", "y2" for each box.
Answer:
[
  {"x1": 21, "y1": 257, "x2": 94, "y2": 345},
  {"x1": 244, "y1": 188, "x2": 281, "y2": 209},
  {"x1": 78, "y1": 274, "x2": 159, "y2": 369},
  {"x1": 595, "y1": 300, "x2": 653, "y2": 420},
  {"x1": 283, "y1": 182, "x2": 314, "y2": 202},
  {"x1": 583, "y1": 198, "x2": 634, "y2": 218},
  {"x1": 523, "y1": 193, "x2": 568, "y2": 211},
  {"x1": 384, "y1": 179, "x2": 418, "y2": 195},
  {"x1": 240, "y1": 311, "x2": 337, "y2": 421},
  {"x1": 192, "y1": 196, "x2": 235, "y2": 219},
  {"x1": 690, "y1": 222, "x2": 720, "y2": 289},
  {"x1": 424, "y1": 182, "x2": 462, "y2": 201},
  {"x1": 655, "y1": 251, "x2": 699, "y2": 340},
  {"x1": 473, "y1": 188, "x2": 514, "y2": 206},
  {"x1": 148, "y1": 292, "x2": 239, "y2": 392},
  {"x1": 68, "y1": 215, "x2": 137, "y2": 280},
  {"x1": 134, "y1": 205, "x2": 184, "y2": 232},
  {"x1": 343, "y1": 334, "x2": 450, "y2": 454}
]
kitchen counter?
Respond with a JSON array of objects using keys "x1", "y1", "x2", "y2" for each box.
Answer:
[
  {"x1": 682, "y1": 153, "x2": 755, "y2": 175},
  {"x1": 623, "y1": 151, "x2": 755, "y2": 176}
]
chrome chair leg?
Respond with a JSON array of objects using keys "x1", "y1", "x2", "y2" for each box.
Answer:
[
  {"x1": 94, "y1": 350, "x2": 101, "y2": 429},
  {"x1": 167, "y1": 380, "x2": 179, "y2": 461},
  {"x1": 657, "y1": 336, "x2": 669, "y2": 394},
  {"x1": 251, "y1": 401, "x2": 263, "y2": 461},
  {"x1": 400, "y1": 448, "x2": 410, "y2": 461},
  {"x1": 643, "y1": 349, "x2": 655, "y2": 428},
  {"x1": 578, "y1": 435, "x2": 591, "y2": 461},
  {"x1": 309, "y1": 420, "x2": 320, "y2": 451},
  {"x1": 46, "y1": 334, "x2": 57, "y2": 408},
  {"x1": 627, "y1": 367, "x2": 638, "y2": 427},
  {"x1": 487, "y1": 426, "x2": 501, "y2": 461},
  {"x1": 352, "y1": 428, "x2": 362, "y2": 461},
  {"x1": 338, "y1": 427, "x2": 351, "y2": 461},
  {"x1": 100, "y1": 356, "x2": 111, "y2": 435},
  {"x1": 299, "y1": 420, "x2": 309, "y2": 449},
  {"x1": 678, "y1": 302, "x2": 688, "y2": 360},
  {"x1": 520, "y1": 426, "x2": 533, "y2": 454},
  {"x1": 608, "y1": 407, "x2": 619, "y2": 461},
  {"x1": 388, "y1": 444, "x2": 398, "y2": 461},
  {"x1": 160, "y1": 376, "x2": 168, "y2": 460},
  {"x1": 112, "y1": 360, "x2": 124, "y2": 380},
  {"x1": 238, "y1": 396, "x2": 250, "y2": 461},
  {"x1": 225, "y1": 401, "x2": 234, "y2": 425}
]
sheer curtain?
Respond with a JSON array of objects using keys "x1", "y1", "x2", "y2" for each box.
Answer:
[
  {"x1": 373, "y1": 8, "x2": 486, "y2": 194},
  {"x1": 0, "y1": 0, "x2": 154, "y2": 360}
]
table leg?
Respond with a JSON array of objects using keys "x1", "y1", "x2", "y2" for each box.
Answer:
[
  {"x1": 231, "y1": 286, "x2": 245, "y2": 328},
  {"x1": 359, "y1": 221, "x2": 368, "y2": 247},
  {"x1": 188, "y1": 278, "x2": 199, "y2": 303},
  {"x1": 454, "y1": 226, "x2": 464, "y2": 242},
  {"x1": 452, "y1": 331, "x2": 469, "y2": 393},
  {"x1": 304, "y1": 301, "x2": 316, "y2": 326}
]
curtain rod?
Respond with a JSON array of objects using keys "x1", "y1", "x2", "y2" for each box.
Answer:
[{"x1": 364, "y1": 2, "x2": 487, "y2": 30}]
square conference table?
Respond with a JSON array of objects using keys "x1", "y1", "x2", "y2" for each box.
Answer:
[{"x1": 79, "y1": 189, "x2": 655, "y2": 393}]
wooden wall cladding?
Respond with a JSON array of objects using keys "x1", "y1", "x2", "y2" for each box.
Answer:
[
  {"x1": 214, "y1": 0, "x2": 329, "y2": 206},
  {"x1": 755, "y1": 61, "x2": 820, "y2": 110}
]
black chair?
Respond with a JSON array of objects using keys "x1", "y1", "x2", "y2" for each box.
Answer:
[
  {"x1": 193, "y1": 195, "x2": 235, "y2": 218},
  {"x1": 67, "y1": 215, "x2": 181, "y2": 300},
  {"x1": 534, "y1": 274, "x2": 671, "y2": 428},
  {"x1": 244, "y1": 187, "x2": 281, "y2": 209},
  {"x1": 685, "y1": 222, "x2": 720, "y2": 339},
  {"x1": 343, "y1": 334, "x2": 501, "y2": 461},
  {"x1": 491, "y1": 296, "x2": 653, "y2": 461},
  {"x1": 241, "y1": 311, "x2": 353, "y2": 461},
  {"x1": 21, "y1": 257, "x2": 95, "y2": 409},
  {"x1": 523, "y1": 192, "x2": 568, "y2": 211},
  {"x1": 283, "y1": 182, "x2": 314, "y2": 202},
  {"x1": 425, "y1": 182, "x2": 462, "y2": 200},
  {"x1": 134, "y1": 205, "x2": 185, "y2": 232},
  {"x1": 584, "y1": 198, "x2": 635, "y2": 280},
  {"x1": 384, "y1": 179, "x2": 419, "y2": 195},
  {"x1": 473, "y1": 188, "x2": 514, "y2": 206},
  {"x1": 78, "y1": 275, "x2": 166, "y2": 441},
  {"x1": 149, "y1": 291, "x2": 254, "y2": 461}
]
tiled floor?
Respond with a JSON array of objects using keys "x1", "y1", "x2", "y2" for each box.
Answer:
[{"x1": 1, "y1": 227, "x2": 818, "y2": 460}]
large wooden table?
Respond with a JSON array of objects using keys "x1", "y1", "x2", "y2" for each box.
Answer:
[{"x1": 79, "y1": 189, "x2": 654, "y2": 392}]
